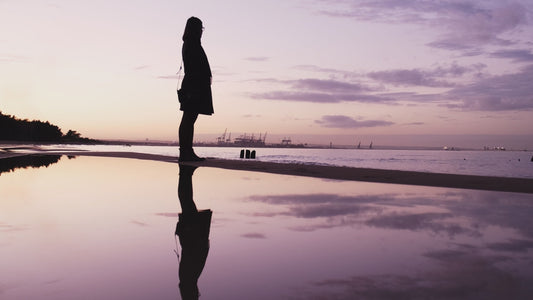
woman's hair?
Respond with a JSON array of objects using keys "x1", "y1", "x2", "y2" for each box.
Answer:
[{"x1": 182, "y1": 17, "x2": 203, "y2": 42}]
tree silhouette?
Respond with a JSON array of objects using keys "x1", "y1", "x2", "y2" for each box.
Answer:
[
  {"x1": 0, "y1": 111, "x2": 97, "y2": 143},
  {"x1": 65, "y1": 130, "x2": 81, "y2": 139}
]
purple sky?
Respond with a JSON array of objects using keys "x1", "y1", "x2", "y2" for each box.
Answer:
[{"x1": 1, "y1": 0, "x2": 532, "y2": 148}]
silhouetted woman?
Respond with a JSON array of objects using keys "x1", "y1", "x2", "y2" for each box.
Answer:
[{"x1": 178, "y1": 16, "x2": 213, "y2": 162}]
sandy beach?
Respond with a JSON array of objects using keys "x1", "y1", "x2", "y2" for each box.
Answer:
[{"x1": 2, "y1": 149, "x2": 532, "y2": 194}]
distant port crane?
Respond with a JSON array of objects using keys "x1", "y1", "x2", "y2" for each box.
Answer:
[{"x1": 217, "y1": 129, "x2": 267, "y2": 146}]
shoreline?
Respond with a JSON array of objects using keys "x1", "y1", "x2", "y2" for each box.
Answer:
[{"x1": 1, "y1": 150, "x2": 533, "y2": 194}]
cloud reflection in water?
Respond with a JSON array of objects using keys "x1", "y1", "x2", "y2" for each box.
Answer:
[{"x1": 247, "y1": 189, "x2": 533, "y2": 298}]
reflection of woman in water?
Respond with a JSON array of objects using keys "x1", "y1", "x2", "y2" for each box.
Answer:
[
  {"x1": 178, "y1": 16, "x2": 213, "y2": 162},
  {"x1": 175, "y1": 164, "x2": 212, "y2": 299}
]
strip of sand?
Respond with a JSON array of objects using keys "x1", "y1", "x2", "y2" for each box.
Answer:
[{"x1": 2, "y1": 150, "x2": 532, "y2": 194}]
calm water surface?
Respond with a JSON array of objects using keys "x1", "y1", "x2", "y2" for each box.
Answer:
[
  {"x1": 43, "y1": 144, "x2": 533, "y2": 178},
  {"x1": 1, "y1": 155, "x2": 533, "y2": 299}
]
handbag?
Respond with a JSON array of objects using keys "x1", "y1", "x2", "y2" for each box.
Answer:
[{"x1": 178, "y1": 89, "x2": 199, "y2": 105}]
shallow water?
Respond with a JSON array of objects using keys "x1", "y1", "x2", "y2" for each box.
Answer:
[
  {"x1": 1, "y1": 155, "x2": 533, "y2": 299},
  {"x1": 43, "y1": 144, "x2": 533, "y2": 178}
]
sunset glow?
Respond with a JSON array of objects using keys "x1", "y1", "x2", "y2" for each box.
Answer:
[{"x1": 1, "y1": 0, "x2": 533, "y2": 148}]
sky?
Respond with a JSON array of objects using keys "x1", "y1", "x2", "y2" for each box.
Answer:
[{"x1": 1, "y1": 0, "x2": 533, "y2": 148}]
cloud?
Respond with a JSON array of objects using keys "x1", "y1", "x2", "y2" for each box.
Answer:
[
  {"x1": 130, "y1": 220, "x2": 148, "y2": 227},
  {"x1": 247, "y1": 190, "x2": 533, "y2": 238},
  {"x1": 251, "y1": 62, "x2": 533, "y2": 110},
  {"x1": 445, "y1": 64, "x2": 533, "y2": 111},
  {"x1": 490, "y1": 49, "x2": 533, "y2": 63},
  {"x1": 317, "y1": 0, "x2": 445, "y2": 22},
  {"x1": 486, "y1": 238, "x2": 533, "y2": 253},
  {"x1": 292, "y1": 78, "x2": 369, "y2": 93},
  {"x1": 288, "y1": 203, "x2": 375, "y2": 218},
  {"x1": 363, "y1": 63, "x2": 533, "y2": 111},
  {"x1": 368, "y1": 63, "x2": 486, "y2": 88},
  {"x1": 242, "y1": 114, "x2": 261, "y2": 118},
  {"x1": 249, "y1": 193, "x2": 392, "y2": 205},
  {"x1": 422, "y1": 249, "x2": 471, "y2": 262},
  {"x1": 157, "y1": 75, "x2": 179, "y2": 80},
  {"x1": 427, "y1": 2, "x2": 527, "y2": 50},
  {"x1": 155, "y1": 212, "x2": 179, "y2": 218},
  {"x1": 0, "y1": 222, "x2": 28, "y2": 233},
  {"x1": 293, "y1": 64, "x2": 353, "y2": 75},
  {"x1": 252, "y1": 91, "x2": 393, "y2": 103},
  {"x1": 241, "y1": 232, "x2": 267, "y2": 239},
  {"x1": 244, "y1": 56, "x2": 270, "y2": 62},
  {"x1": 368, "y1": 69, "x2": 455, "y2": 87},
  {"x1": 365, "y1": 212, "x2": 474, "y2": 237},
  {"x1": 249, "y1": 193, "x2": 386, "y2": 219},
  {"x1": 334, "y1": 63, "x2": 533, "y2": 111},
  {"x1": 315, "y1": 115, "x2": 394, "y2": 128},
  {"x1": 251, "y1": 63, "x2": 487, "y2": 106},
  {"x1": 315, "y1": 1, "x2": 529, "y2": 51},
  {"x1": 305, "y1": 248, "x2": 520, "y2": 300},
  {"x1": 436, "y1": 190, "x2": 533, "y2": 239},
  {"x1": 250, "y1": 78, "x2": 395, "y2": 104},
  {"x1": 133, "y1": 65, "x2": 149, "y2": 70},
  {"x1": 368, "y1": 63, "x2": 479, "y2": 87}
]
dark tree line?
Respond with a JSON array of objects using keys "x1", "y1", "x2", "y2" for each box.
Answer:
[{"x1": 0, "y1": 111, "x2": 97, "y2": 143}]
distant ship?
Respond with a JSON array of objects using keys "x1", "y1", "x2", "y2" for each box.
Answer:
[{"x1": 483, "y1": 146, "x2": 506, "y2": 151}]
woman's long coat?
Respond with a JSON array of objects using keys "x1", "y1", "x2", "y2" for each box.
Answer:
[{"x1": 180, "y1": 41, "x2": 214, "y2": 115}]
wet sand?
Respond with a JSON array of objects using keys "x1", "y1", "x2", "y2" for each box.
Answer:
[{"x1": 2, "y1": 150, "x2": 532, "y2": 194}]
